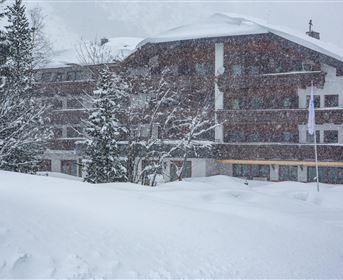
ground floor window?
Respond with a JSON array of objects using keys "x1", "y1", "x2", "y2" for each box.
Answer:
[
  {"x1": 279, "y1": 165, "x2": 298, "y2": 181},
  {"x1": 40, "y1": 159, "x2": 51, "y2": 172},
  {"x1": 61, "y1": 160, "x2": 78, "y2": 176},
  {"x1": 308, "y1": 167, "x2": 343, "y2": 184},
  {"x1": 233, "y1": 164, "x2": 270, "y2": 180},
  {"x1": 170, "y1": 160, "x2": 192, "y2": 181}
]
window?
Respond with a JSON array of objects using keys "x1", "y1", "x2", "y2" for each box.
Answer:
[
  {"x1": 170, "y1": 160, "x2": 192, "y2": 181},
  {"x1": 232, "y1": 64, "x2": 242, "y2": 77},
  {"x1": 67, "y1": 98, "x2": 83, "y2": 109},
  {"x1": 233, "y1": 164, "x2": 270, "y2": 180},
  {"x1": 140, "y1": 124, "x2": 150, "y2": 138},
  {"x1": 40, "y1": 159, "x2": 51, "y2": 172},
  {"x1": 308, "y1": 167, "x2": 343, "y2": 184},
  {"x1": 230, "y1": 131, "x2": 245, "y2": 142},
  {"x1": 231, "y1": 99, "x2": 240, "y2": 110},
  {"x1": 195, "y1": 63, "x2": 214, "y2": 75},
  {"x1": 324, "y1": 130, "x2": 338, "y2": 143},
  {"x1": 67, "y1": 127, "x2": 83, "y2": 138},
  {"x1": 41, "y1": 72, "x2": 52, "y2": 82},
  {"x1": 250, "y1": 96, "x2": 264, "y2": 109},
  {"x1": 306, "y1": 130, "x2": 320, "y2": 143},
  {"x1": 302, "y1": 62, "x2": 313, "y2": 71},
  {"x1": 52, "y1": 128, "x2": 63, "y2": 138},
  {"x1": 279, "y1": 165, "x2": 298, "y2": 181},
  {"x1": 66, "y1": 71, "x2": 76, "y2": 81},
  {"x1": 54, "y1": 72, "x2": 64, "y2": 82},
  {"x1": 282, "y1": 132, "x2": 293, "y2": 142},
  {"x1": 131, "y1": 94, "x2": 150, "y2": 108},
  {"x1": 61, "y1": 160, "x2": 78, "y2": 176},
  {"x1": 51, "y1": 99, "x2": 63, "y2": 110},
  {"x1": 66, "y1": 71, "x2": 83, "y2": 81},
  {"x1": 178, "y1": 64, "x2": 194, "y2": 75},
  {"x1": 283, "y1": 97, "x2": 293, "y2": 109},
  {"x1": 248, "y1": 65, "x2": 259, "y2": 75},
  {"x1": 306, "y1": 95, "x2": 320, "y2": 108},
  {"x1": 324, "y1": 95, "x2": 339, "y2": 107}
]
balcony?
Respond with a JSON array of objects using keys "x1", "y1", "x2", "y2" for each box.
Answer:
[
  {"x1": 214, "y1": 143, "x2": 343, "y2": 162},
  {"x1": 217, "y1": 70, "x2": 325, "y2": 90},
  {"x1": 217, "y1": 108, "x2": 343, "y2": 125}
]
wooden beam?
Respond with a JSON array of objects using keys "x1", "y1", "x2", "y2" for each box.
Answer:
[{"x1": 216, "y1": 159, "x2": 343, "y2": 167}]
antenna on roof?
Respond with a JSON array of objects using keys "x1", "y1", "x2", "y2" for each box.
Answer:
[
  {"x1": 309, "y1": 19, "x2": 313, "y2": 32},
  {"x1": 306, "y1": 19, "x2": 320, "y2": 40}
]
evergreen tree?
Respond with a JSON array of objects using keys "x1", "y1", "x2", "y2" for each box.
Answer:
[
  {"x1": 0, "y1": 0, "x2": 50, "y2": 173},
  {"x1": 83, "y1": 66, "x2": 128, "y2": 183}
]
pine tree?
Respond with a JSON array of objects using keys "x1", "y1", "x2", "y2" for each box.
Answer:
[
  {"x1": 0, "y1": 0, "x2": 50, "y2": 173},
  {"x1": 83, "y1": 66, "x2": 128, "y2": 183}
]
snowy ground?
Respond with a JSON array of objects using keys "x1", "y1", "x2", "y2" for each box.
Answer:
[{"x1": 0, "y1": 171, "x2": 343, "y2": 278}]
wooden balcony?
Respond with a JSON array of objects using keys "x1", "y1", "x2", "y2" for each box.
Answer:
[
  {"x1": 217, "y1": 108, "x2": 343, "y2": 125},
  {"x1": 214, "y1": 143, "x2": 343, "y2": 162},
  {"x1": 217, "y1": 71, "x2": 325, "y2": 90}
]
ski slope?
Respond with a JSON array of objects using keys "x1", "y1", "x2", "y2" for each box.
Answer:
[{"x1": 0, "y1": 171, "x2": 343, "y2": 278}]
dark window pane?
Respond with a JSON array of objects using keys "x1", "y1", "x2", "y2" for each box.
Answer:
[
  {"x1": 170, "y1": 161, "x2": 192, "y2": 181},
  {"x1": 306, "y1": 131, "x2": 320, "y2": 143},
  {"x1": 67, "y1": 98, "x2": 83, "y2": 109},
  {"x1": 279, "y1": 165, "x2": 298, "y2": 181},
  {"x1": 250, "y1": 96, "x2": 264, "y2": 109},
  {"x1": 75, "y1": 71, "x2": 83, "y2": 80},
  {"x1": 52, "y1": 99, "x2": 63, "y2": 110},
  {"x1": 53, "y1": 128, "x2": 63, "y2": 138},
  {"x1": 308, "y1": 167, "x2": 317, "y2": 182},
  {"x1": 67, "y1": 127, "x2": 83, "y2": 138},
  {"x1": 324, "y1": 95, "x2": 339, "y2": 107},
  {"x1": 233, "y1": 164, "x2": 242, "y2": 177},
  {"x1": 40, "y1": 159, "x2": 51, "y2": 171},
  {"x1": 306, "y1": 95, "x2": 320, "y2": 108},
  {"x1": 41, "y1": 72, "x2": 52, "y2": 82},
  {"x1": 61, "y1": 160, "x2": 78, "y2": 176},
  {"x1": 283, "y1": 132, "x2": 293, "y2": 142},
  {"x1": 66, "y1": 71, "x2": 76, "y2": 81},
  {"x1": 54, "y1": 72, "x2": 64, "y2": 82},
  {"x1": 324, "y1": 130, "x2": 338, "y2": 143}
]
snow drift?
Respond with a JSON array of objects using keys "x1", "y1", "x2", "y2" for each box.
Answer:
[{"x1": 0, "y1": 171, "x2": 343, "y2": 278}]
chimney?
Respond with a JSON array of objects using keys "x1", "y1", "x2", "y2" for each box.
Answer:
[
  {"x1": 100, "y1": 37, "x2": 109, "y2": 46},
  {"x1": 306, "y1": 19, "x2": 320, "y2": 40}
]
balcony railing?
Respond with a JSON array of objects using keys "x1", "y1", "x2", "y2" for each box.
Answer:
[
  {"x1": 217, "y1": 70, "x2": 325, "y2": 90},
  {"x1": 216, "y1": 108, "x2": 343, "y2": 125}
]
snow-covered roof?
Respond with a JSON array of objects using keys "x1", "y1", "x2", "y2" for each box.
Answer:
[
  {"x1": 138, "y1": 13, "x2": 343, "y2": 63},
  {"x1": 44, "y1": 37, "x2": 144, "y2": 69}
]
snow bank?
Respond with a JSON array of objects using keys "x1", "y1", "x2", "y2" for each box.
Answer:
[{"x1": 0, "y1": 171, "x2": 343, "y2": 278}]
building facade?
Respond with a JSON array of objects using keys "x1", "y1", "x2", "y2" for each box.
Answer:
[
  {"x1": 123, "y1": 13, "x2": 343, "y2": 184},
  {"x1": 37, "y1": 14, "x2": 343, "y2": 184}
]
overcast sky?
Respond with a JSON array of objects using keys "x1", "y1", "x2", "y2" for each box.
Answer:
[{"x1": 24, "y1": 0, "x2": 343, "y2": 51}]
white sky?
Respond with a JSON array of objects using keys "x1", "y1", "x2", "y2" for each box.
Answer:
[{"x1": 23, "y1": 0, "x2": 343, "y2": 51}]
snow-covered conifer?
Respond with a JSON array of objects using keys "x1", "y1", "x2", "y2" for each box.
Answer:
[
  {"x1": 83, "y1": 66, "x2": 128, "y2": 183},
  {"x1": 0, "y1": 0, "x2": 50, "y2": 173}
]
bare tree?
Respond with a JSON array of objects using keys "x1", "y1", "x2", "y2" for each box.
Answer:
[
  {"x1": 29, "y1": 6, "x2": 52, "y2": 68},
  {"x1": 76, "y1": 37, "x2": 114, "y2": 66},
  {"x1": 171, "y1": 89, "x2": 217, "y2": 181}
]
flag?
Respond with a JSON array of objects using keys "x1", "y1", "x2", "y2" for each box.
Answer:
[{"x1": 307, "y1": 84, "x2": 315, "y2": 135}]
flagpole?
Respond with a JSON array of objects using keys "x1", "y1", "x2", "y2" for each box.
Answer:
[{"x1": 313, "y1": 122, "x2": 320, "y2": 192}]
